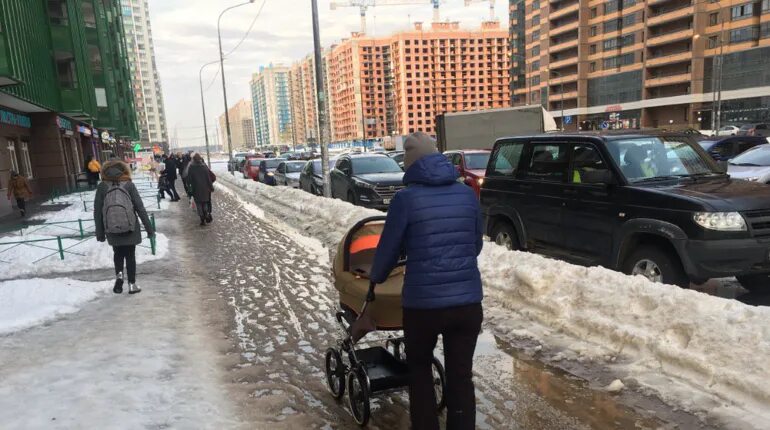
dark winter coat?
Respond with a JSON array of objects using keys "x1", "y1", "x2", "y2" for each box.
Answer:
[
  {"x1": 369, "y1": 153, "x2": 483, "y2": 309},
  {"x1": 164, "y1": 158, "x2": 178, "y2": 180},
  {"x1": 94, "y1": 160, "x2": 155, "y2": 247},
  {"x1": 187, "y1": 161, "x2": 213, "y2": 203},
  {"x1": 179, "y1": 155, "x2": 190, "y2": 178}
]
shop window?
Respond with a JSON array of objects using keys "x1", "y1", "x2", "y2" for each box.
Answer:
[
  {"x1": 7, "y1": 140, "x2": 19, "y2": 176},
  {"x1": 19, "y1": 141, "x2": 32, "y2": 179}
]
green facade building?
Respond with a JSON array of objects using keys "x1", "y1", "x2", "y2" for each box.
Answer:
[{"x1": 0, "y1": 0, "x2": 138, "y2": 138}]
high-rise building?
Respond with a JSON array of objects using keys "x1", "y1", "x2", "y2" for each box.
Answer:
[
  {"x1": 121, "y1": 0, "x2": 168, "y2": 151},
  {"x1": 0, "y1": 0, "x2": 137, "y2": 217},
  {"x1": 250, "y1": 65, "x2": 292, "y2": 148},
  {"x1": 217, "y1": 98, "x2": 255, "y2": 151},
  {"x1": 510, "y1": 0, "x2": 770, "y2": 131},
  {"x1": 327, "y1": 22, "x2": 511, "y2": 141}
]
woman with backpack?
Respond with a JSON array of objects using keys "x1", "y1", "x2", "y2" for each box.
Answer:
[{"x1": 93, "y1": 160, "x2": 155, "y2": 295}]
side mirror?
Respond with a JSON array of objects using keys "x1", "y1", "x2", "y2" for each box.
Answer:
[{"x1": 582, "y1": 169, "x2": 615, "y2": 185}]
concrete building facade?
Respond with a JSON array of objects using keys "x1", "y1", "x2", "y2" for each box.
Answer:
[
  {"x1": 121, "y1": 0, "x2": 169, "y2": 151},
  {"x1": 218, "y1": 98, "x2": 255, "y2": 151},
  {"x1": 250, "y1": 65, "x2": 292, "y2": 148},
  {"x1": 510, "y1": 0, "x2": 770, "y2": 131}
]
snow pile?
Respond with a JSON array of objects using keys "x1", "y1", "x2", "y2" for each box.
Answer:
[
  {"x1": 218, "y1": 169, "x2": 770, "y2": 427},
  {"x1": 479, "y1": 245, "x2": 770, "y2": 427},
  {"x1": 0, "y1": 278, "x2": 109, "y2": 334}
]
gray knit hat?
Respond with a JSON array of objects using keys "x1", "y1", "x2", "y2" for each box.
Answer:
[{"x1": 403, "y1": 132, "x2": 438, "y2": 171}]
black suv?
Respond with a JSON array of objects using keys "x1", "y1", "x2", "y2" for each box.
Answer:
[
  {"x1": 481, "y1": 133, "x2": 770, "y2": 291},
  {"x1": 330, "y1": 153, "x2": 404, "y2": 210}
]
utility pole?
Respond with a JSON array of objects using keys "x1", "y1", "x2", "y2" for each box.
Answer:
[
  {"x1": 199, "y1": 60, "x2": 219, "y2": 166},
  {"x1": 312, "y1": 0, "x2": 331, "y2": 197}
]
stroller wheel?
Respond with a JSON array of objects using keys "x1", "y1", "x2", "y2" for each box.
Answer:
[
  {"x1": 347, "y1": 366, "x2": 371, "y2": 426},
  {"x1": 325, "y1": 348, "x2": 346, "y2": 399},
  {"x1": 432, "y1": 357, "x2": 447, "y2": 412}
]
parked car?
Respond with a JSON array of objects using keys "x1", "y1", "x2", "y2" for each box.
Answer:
[
  {"x1": 386, "y1": 151, "x2": 405, "y2": 170},
  {"x1": 330, "y1": 153, "x2": 404, "y2": 210},
  {"x1": 481, "y1": 133, "x2": 770, "y2": 291},
  {"x1": 698, "y1": 136, "x2": 767, "y2": 162},
  {"x1": 444, "y1": 149, "x2": 491, "y2": 197},
  {"x1": 738, "y1": 123, "x2": 770, "y2": 137},
  {"x1": 258, "y1": 158, "x2": 287, "y2": 185},
  {"x1": 230, "y1": 152, "x2": 249, "y2": 172},
  {"x1": 274, "y1": 160, "x2": 306, "y2": 188},
  {"x1": 728, "y1": 144, "x2": 770, "y2": 183},
  {"x1": 242, "y1": 158, "x2": 265, "y2": 181},
  {"x1": 300, "y1": 158, "x2": 336, "y2": 195},
  {"x1": 717, "y1": 125, "x2": 741, "y2": 136}
]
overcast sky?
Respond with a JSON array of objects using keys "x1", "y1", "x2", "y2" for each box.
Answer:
[{"x1": 150, "y1": 0, "x2": 507, "y2": 147}]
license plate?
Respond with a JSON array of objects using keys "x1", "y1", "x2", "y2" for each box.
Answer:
[{"x1": 383, "y1": 198, "x2": 391, "y2": 205}]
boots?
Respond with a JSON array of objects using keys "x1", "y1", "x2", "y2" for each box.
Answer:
[
  {"x1": 128, "y1": 283, "x2": 141, "y2": 295},
  {"x1": 113, "y1": 272, "x2": 124, "y2": 294}
]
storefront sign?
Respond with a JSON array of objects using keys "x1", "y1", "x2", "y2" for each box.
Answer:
[
  {"x1": 77, "y1": 125, "x2": 92, "y2": 136},
  {"x1": 0, "y1": 109, "x2": 31, "y2": 128},
  {"x1": 56, "y1": 116, "x2": 72, "y2": 130},
  {"x1": 605, "y1": 105, "x2": 623, "y2": 113}
]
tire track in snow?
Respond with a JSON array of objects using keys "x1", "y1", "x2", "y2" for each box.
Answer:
[{"x1": 271, "y1": 261, "x2": 304, "y2": 339}]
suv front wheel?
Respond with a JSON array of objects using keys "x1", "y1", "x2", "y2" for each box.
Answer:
[
  {"x1": 622, "y1": 246, "x2": 688, "y2": 287},
  {"x1": 491, "y1": 221, "x2": 518, "y2": 251}
]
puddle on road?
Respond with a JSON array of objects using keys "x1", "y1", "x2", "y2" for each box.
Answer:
[{"x1": 472, "y1": 331, "x2": 710, "y2": 430}]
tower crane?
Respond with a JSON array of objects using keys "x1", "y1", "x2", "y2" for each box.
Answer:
[
  {"x1": 330, "y1": 0, "x2": 438, "y2": 34},
  {"x1": 464, "y1": 0, "x2": 497, "y2": 21}
]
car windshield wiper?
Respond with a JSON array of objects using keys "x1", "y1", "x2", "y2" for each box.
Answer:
[
  {"x1": 730, "y1": 162, "x2": 760, "y2": 167},
  {"x1": 632, "y1": 175, "x2": 682, "y2": 183}
]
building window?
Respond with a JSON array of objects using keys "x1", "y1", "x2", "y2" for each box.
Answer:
[
  {"x1": 604, "y1": 19, "x2": 619, "y2": 33},
  {"x1": 531, "y1": 30, "x2": 540, "y2": 42},
  {"x1": 82, "y1": 1, "x2": 96, "y2": 28},
  {"x1": 622, "y1": 13, "x2": 636, "y2": 27},
  {"x1": 56, "y1": 57, "x2": 76, "y2": 89},
  {"x1": 709, "y1": 12, "x2": 719, "y2": 26},
  {"x1": 763, "y1": 0, "x2": 770, "y2": 13},
  {"x1": 622, "y1": 0, "x2": 636, "y2": 6},
  {"x1": 532, "y1": 46, "x2": 540, "y2": 56},
  {"x1": 605, "y1": 0, "x2": 619, "y2": 14},
  {"x1": 532, "y1": 0, "x2": 540, "y2": 10},
  {"x1": 47, "y1": 0, "x2": 68, "y2": 25},
  {"x1": 708, "y1": 35, "x2": 720, "y2": 48},
  {"x1": 591, "y1": 7, "x2": 598, "y2": 18},
  {"x1": 761, "y1": 22, "x2": 770, "y2": 38},
  {"x1": 531, "y1": 76, "x2": 540, "y2": 86},
  {"x1": 590, "y1": 44, "x2": 597, "y2": 54},
  {"x1": 88, "y1": 45, "x2": 102, "y2": 72},
  {"x1": 603, "y1": 52, "x2": 635, "y2": 68},
  {"x1": 589, "y1": 62, "x2": 597, "y2": 72},
  {"x1": 532, "y1": 15, "x2": 540, "y2": 26},
  {"x1": 731, "y1": 3, "x2": 756, "y2": 20},
  {"x1": 730, "y1": 25, "x2": 760, "y2": 43},
  {"x1": 531, "y1": 60, "x2": 540, "y2": 71},
  {"x1": 591, "y1": 26, "x2": 598, "y2": 36}
]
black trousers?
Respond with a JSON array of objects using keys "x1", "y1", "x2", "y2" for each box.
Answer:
[
  {"x1": 87, "y1": 172, "x2": 99, "y2": 188},
  {"x1": 403, "y1": 303, "x2": 483, "y2": 430},
  {"x1": 15, "y1": 198, "x2": 25, "y2": 212},
  {"x1": 195, "y1": 199, "x2": 211, "y2": 221},
  {"x1": 167, "y1": 178, "x2": 180, "y2": 200},
  {"x1": 112, "y1": 245, "x2": 136, "y2": 283}
]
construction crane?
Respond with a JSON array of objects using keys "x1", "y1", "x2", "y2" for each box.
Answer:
[
  {"x1": 464, "y1": 0, "x2": 497, "y2": 21},
  {"x1": 330, "y1": 0, "x2": 438, "y2": 34}
]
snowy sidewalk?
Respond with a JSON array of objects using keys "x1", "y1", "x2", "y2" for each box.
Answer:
[{"x1": 0, "y1": 192, "x2": 243, "y2": 429}]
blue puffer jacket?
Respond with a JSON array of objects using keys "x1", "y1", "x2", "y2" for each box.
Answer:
[{"x1": 369, "y1": 153, "x2": 483, "y2": 309}]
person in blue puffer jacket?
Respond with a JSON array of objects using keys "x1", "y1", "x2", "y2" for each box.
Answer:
[{"x1": 370, "y1": 131, "x2": 483, "y2": 430}]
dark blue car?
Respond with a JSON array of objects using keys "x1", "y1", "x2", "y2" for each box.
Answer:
[
  {"x1": 258, "y1": 158, "x2": 287, "y2": 185},
  {"x1": 699, "y1": 136, "x2": 767, "y2": 161}
]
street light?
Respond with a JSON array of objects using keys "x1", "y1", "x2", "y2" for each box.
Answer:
[
  {"x1": 199, "y1": 60, "x2": 219, "y2": 167},
  {"x1": 217, "y1": 0, "x2": 255, "y2": 175},
  {"x1": 311, "y1": 0, "x2": 332, "y2": 197}
]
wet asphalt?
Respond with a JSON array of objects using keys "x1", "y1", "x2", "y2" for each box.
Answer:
[{"x1": 169, "y1": 180, "x2": 717, "y2": 430}]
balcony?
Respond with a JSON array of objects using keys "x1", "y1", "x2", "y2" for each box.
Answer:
[
  {"x1": 648, "y1": 4, "x2": 693, "y2": 26},
  {"x1": 550, "y1": 20, "x2": 579, "y2": 36},
  {"x1": 548, "y1": 72, "x2": 578, "y2": 85},
  {"x1": 549, "y1": 37, "x2": 579, "y2": 53},
  {"x1": 647, "y1": 28, "x2": 694, "y2": 47},
  {"x1": 549, "y1": 2, "x2": 580, "y2": 20},
  {"x1": 644, "y1": 72, "x2": 692, "y2": 88},
  {"x1": 548, "y1": 90, "x2": 578, "y2": 102},
  {"x1": 549, "y1": 55, "x2": 578, "y2": 69},
  {"x1": 646, "y1": 50, "x2": 692, "y2": 67}
]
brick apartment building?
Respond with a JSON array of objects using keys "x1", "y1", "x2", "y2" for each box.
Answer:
[
  {"x1": 511, "y1": 0, "x2": 770, "y2": 131},
  {"x1": 0, "y1": 0, "x2": 137, "y2": 218},
  {"x1": 287, "y1": 53, "x2": 334, "y2": 147},
  {"x1": 326, "y1": 21, "x2": 511, "y2": 142},
  {"x1": 217, "y1": 98, "x2": 255, "y2": 152}
]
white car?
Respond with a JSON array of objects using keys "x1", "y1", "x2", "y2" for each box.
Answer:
[
  {"x1": 274, "y1": 160, "x2": 306, "y2": 188},
  {"x1": 717, "y1": 125, "x2": 740, "y2": 136},
  {"x1": 727, "y1": 144, "x2": 770, "y2": 184}
]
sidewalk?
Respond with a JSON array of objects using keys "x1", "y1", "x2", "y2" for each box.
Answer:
[{"x1": 0, "y1": 192, "x2": 245, "y2": 429}]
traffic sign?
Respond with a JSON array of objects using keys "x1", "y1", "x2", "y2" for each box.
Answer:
[
  {"x1": 133, "y1": 143, "x2": 142, "y2": 152},
  {"x1": 601, "y1": 121, "x2": 610, "y2": 130},
  {"x1": 564, "y1": 115, "x2": 573, "y2": 125}
]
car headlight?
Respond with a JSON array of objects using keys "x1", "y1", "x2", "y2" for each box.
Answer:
[
  {"x1": 693, "y1": 212, "x2": 747, "y2": 231},
  {"x1": 353, "y1": 179, "x2": 375, "y2": 189},
  {"x1": 477, "y1": 177, "x2": 485, "y2": 187},
  {"x1": 267, "y1": 172, "x2": 274, "y2": 176}
]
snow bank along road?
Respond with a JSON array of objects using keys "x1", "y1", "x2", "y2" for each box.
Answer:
[{"x1": 218, "y1": 169, "x2": 770, "y2": 429}]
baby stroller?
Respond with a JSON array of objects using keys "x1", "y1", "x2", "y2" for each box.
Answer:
[{"x1": 325, "y1": 216, "x2": 447, "y2": 426}]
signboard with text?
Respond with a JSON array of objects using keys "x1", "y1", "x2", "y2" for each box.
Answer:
[{"x1": 0, "y1": 109, "x2": 31, "y2": 128}]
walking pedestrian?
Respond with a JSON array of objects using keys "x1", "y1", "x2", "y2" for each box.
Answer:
[
  {"x1": 179, "y1": 151, "x2": 192, "y2": 198},
  {"x1": 94, "y1": 159, "x2": 155, "y2": 295},
  {"x1": 6, "y1": 171, "x2": 32, "y2": 217},
  {"x1": 85, "y1": 155, "x2": 101, "y2": 189},
  {"x1": 369, "y1": 132, "x2": 483, "y2": 430},
  {"x1": 186, "y1": 153, "x2": 215, "y2": 226},
  {"x1": 162, "y1": 154, "x2": 180, "y2": 201}
]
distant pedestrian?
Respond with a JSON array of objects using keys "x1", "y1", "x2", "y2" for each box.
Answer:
[
  {"x1": 86, "y1": 155, "x2": 101, "y2": 189},
  {"x1": 162, "y1": 154, "x2": 180, "y2": 201},
  {"x1": 94, "y1": 160, "x2": 156, "y2": 295},
  {"x1": 6, "y1": 171, "x2": 32, "y2": 217},
  {"x1": 186, "y1": 154, "x2": 215, "y2": 226},
  {"x1": 370, "y1": 132, "x2": 484, "y2": 430},
  {"x1": 179, "y1": 152, "x2": 193, "y2": 198}
]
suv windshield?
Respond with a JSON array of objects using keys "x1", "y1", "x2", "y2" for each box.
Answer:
[
  {"x1": 606, "y1": 137, "x2": 718, "y2": 182},
  {"x1": 352, "y1": 156, "x2": 402, "y2": 174},
  {"x1": 730, "y1": 145, "x2": 770, "y2": 166},
  {"x1": 264, "y1": 159, "x2": 285, "y2": 169},
  {"x1": 465, "y1": 153, "x2": 490, "y2": 170},
  {"x1": 285, "y1": 162, "x2": 305, "y2": 173}
]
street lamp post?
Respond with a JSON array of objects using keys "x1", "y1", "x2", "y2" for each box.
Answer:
[
  {"x1": 199, "y1": 60, "x2": 219, "y2": 167},
  {"x1": 217, "y1": 0, "x2": 255, "y2": 175},
  {"x1": 311, "y1": 0, "x2": 331, "y2": 197}
]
